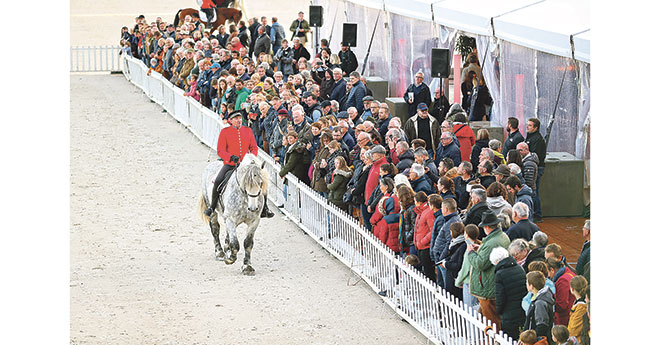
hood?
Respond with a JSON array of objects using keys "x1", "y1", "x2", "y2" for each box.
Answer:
[
  {"x1": 494, "y1": 255, "x2": 518, "y2": 273},
  {"x1": 518, "y1": 184, "x2": 534, "y2": 197},
  {"x1": 447, "y1": 103, "x2": 465, "y2": 117},
  {"x1": 487, "y1": 196, "x2": 508, "y2": 210},
  {"x1": 523, "y1": 152, "x2": 539, "y2": 165},
  {"x1": 414, "y1": 203, "x2": 429, "y2": 216},
  {"x1": 536, "y1": 285, "x2": 556, "y2": 305},
  {"x1": 334, "y1": 168, "x2": 352, "y2": 178}
]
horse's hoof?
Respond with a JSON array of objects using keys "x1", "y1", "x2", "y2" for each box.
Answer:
[
  {"x1": 224, "y1": 257, "x2": 237, "y2": 265},
  {"x1": 215, "y1": 250, "x2": 225, "y2": 260},
  {"x1": 241, "y1": 265, "x2": 255, "y2": 275}
]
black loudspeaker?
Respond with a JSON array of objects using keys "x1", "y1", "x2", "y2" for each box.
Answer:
[
  {"x1": 342, "y1": 23, "x2": 357, "y2": 47},
  {"x1": 431, "y1": 48, "x2": 450, "y2": 78},
  {"x1": 309, "y1": 5, "x2": 323, "y2": 27}
]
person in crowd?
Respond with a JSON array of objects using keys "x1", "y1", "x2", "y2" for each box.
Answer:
[
  {"x1": 545, "y1": 243, "x2": 574, "y2": 274},
  {"x1": 509, "y1": 238, "x2": 545, "y2": 273},
  {"x1": 371, "y1": 177, "x2": 401, "y2": 253},
  {"x1": 291, "y1": 37, "x2": 311, "y2": 73},
  {"x1": 466, "y1": 210, "x2": 511, "y2": 330},
  {"x1": 327, "y1": 156, "x2": 352, "y2": 212},
  {"x1": 468, "y1": 75, "x2": 492, "y2": 121},
  {"x1": 430, "y1": 87, "x2": 450, "y2": 123},
  {"x1": 547, "y1": 257, "x2": 576, "y2": 327},
  {"x1": 522, "y1": 261, "x2": 556, "y2": 314},
  {"x1": 486, "y1": 182, "x2": 510, "y2": 218},
  {"x1": 408, "y1": 163, "x2": 433, "y2": 195},
  {"x1": 506, "y1": 202, "x2": 539, "y2": 242},
  {"x1": 552, "y1": 325, "x2": 579, "y2": 345},
  {"x1": 471, "y1": 129, "x2": 490, "y2": 170},
  {"x1": 451, "y1": 161, "x2": 473, "y2": 211},
  {"x1": 519, "y1": 329, "x2": 550, "y2": 345},
  {"x1": 270, "y1": 17, "x2": 285, "y2": 54},
  {"x1": 403, "y1": 102, "x2": 441, "y2": 156},
  {"x1": 462, "y1": 187, "x2": 489, "y2": 235},
  {"x1": 411, "y1": 191, "x2": 434, "y2": 281},
  {"x1": 576, "y1": 220, "x2": 590, "y2": 282},
  {"x1": 439, "y1": 222, "x2": 467, "y2": 300},
  {"x1": 336, "y1": 42, "x2": 358, "y2": 76},
  {"x1": 375, "y1": 103, "x2": 393, "y2": 142},
  {"x1": 523, "y1": 271, "x2": 555, "y2": 341},
  {"x1": 345, "y1": 71, "x2": 367, "y2": 114},
  {"x1": 363, "y1": 145, "x2": 388, "y2": 229},
  {"x1": 413, "y1": 147, "x2": 439, "y2": 186},
  {"x1": 278, "y1": 130, "x2": 312, "y2": 185},
  {"x1": 504, "y1": 176, "x2": 534, "y2": 213},
  {"x1": 184, "y1": 73, "x2": 200, "y2": 101},
  {"x1": 253, "y1": 25, "x2": 271, "y2": 57},
  {"x1": 567, "y1": 275, "x2": 588, "y2": 343},
  {"x1": 289, "y1": 11, "x2": 310, "y2": 47},
  {"x1": 403, "y1": 71, "x2": 432, "y2": 118},
  {"x1": 455, "y1": 224, "x2": 481, "y2": 311},
  {"x1": 393, "y1": 141, "x2": 415, "y2": 173},
  {"x1": 503, "y1": 117, "x2": 524, "y2": 155},
  {"x1": 398, "y1": 184, "x2": 417, "y2": 256},
  {"x1": 426, "y1": 194, "x2": 445, "y2": 286},
  {"x1": 525, "y1": 118, "x2": 547, "y2": 223},
  {"x1": 269, "y1": 109, "x2": 289, "y2": 162},
  {"x1": 311, "y1": 132, "x2": 333, "y2": 197},
  {"x1": 432, "y1": 198, "x2": 461, "y2": 289},
  {"x1": 489, "y1": 139, "x2": 507, "y2": 167},
  {"x1": 452, "y1": 114, "x2": 475, "y2": 162},
  {"x1": 476, "y1": 160, "x2": 496, "y2": 189},
  {"x1": 490, "y1": 246, "x2": 527, "y2": 340},
  {"x1": 435, "y1": 131, "x2": 463, "y2": 171},
  {"x1": 461, "y1": 70, "x2": 476, "y2": 112},
  {"x1": 517, "y1": 141, "x2": 539, "y2": 195},
  {"x1": 350, "y1": 149, "x2": 373, "y2": 226}
]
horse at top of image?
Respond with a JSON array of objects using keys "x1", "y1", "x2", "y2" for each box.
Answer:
[
  {"x1": 173, "y1": 6, "x2": 242, "y2": 34},
  {"x1": 198, "y1": 153, "x2": 268, "y2": 275}
]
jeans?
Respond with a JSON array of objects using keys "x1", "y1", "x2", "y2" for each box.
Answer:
[
  {"x1": 463, "y1": 283, "x2": 479, "y2": 312},
  {"x1": 437, "y1": 265, "x2": 447, "y2": 290},
  {"x1": 533, "y1": 166, "x2": 545, "y2": 218}
]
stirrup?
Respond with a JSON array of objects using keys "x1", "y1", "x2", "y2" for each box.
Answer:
[{"x1": 204, "y1": 208, "x2": 214, "y2": 216}]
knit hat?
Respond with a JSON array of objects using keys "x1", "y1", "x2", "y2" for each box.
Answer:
[{"x1": 277, "y1": 109, "x2": 290, "y2": 117}]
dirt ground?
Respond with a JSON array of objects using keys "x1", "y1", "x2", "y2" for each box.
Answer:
[{"x1": 69, "y1": 73, "x2": 426, "y2": 344}]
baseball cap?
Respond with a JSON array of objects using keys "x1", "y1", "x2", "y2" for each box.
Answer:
[{"x1": 417, "y1": 102, "x2": 428, "y2": 111}]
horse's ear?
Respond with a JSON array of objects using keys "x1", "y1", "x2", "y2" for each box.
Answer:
[{"x1": 260, "y1": 161, "x2": 265, "y2": 169}]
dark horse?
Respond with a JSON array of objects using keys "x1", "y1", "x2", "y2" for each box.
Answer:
[{"x1": 173, "y1": 7, "x2": 242, "y2": 34}]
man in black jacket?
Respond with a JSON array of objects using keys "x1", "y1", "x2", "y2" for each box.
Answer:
[
  {"x1": 248, "y1": 17, "x2": 260, "y2": 58},
  {"x1": 525, "y1": 118, "x2": 547, "y2": 222},
  {"x1": 503, "y1": 117, "x2": 524, "y2": 155},
  {"x1": 462, "y1": 187, "x2": 489, "y2": 238},
  {"x1": 338, "y1": 43, "x2": 358, "y2": 76},
  {"x1": 491, "y1": 247, "x2": 527, "y2": 340},
  {"x1": 523, "y1": 271, "x2": 555, "y2": 341}
]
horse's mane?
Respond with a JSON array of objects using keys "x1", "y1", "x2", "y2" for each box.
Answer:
[{"x1": 237, "y1": 154, "x2": 268, "y2": 194}]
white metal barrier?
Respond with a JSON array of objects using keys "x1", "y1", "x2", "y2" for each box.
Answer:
[
  {"x1": 71, "y1": 45, "x2": 123, "y2": 72},
  {"x1": 120, "y1": 54, "x2": 516, "y2": 345}
]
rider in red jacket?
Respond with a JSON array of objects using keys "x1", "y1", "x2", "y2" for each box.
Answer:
[
  {"x1": 205, "y1": 111, "x2": 273, "y2": 218},
  {"x1": 200, "y1": 0, "x2": 217, "y2": 27}
]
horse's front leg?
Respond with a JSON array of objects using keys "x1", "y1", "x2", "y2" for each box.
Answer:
[
  {"x1": 241, "y1": 220, "x2": 259, "y2": 275},
  {"x1": 223, "y1": 218, "x2": 240, "y2": 265}
]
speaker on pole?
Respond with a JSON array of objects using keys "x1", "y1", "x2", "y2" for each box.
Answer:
[
  {"x1": 309, "y1": 5, "x2": 323, "y2": 27},
  {"x1": 431, "y1": 48, "x2": 450, "y2": 78},
  {"x1": 342, "y1": 23, "x2": 357, "y2": 47}
]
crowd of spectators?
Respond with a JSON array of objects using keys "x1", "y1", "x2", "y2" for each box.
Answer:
[{"x1": 121, "y1": 11, "x2": 590, "y2": 344}]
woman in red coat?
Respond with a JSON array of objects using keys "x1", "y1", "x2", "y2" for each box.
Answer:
[
  {"x1": 412, "y1": 192, "x2": 436, "y2": 282},
  {"x1": 370, "y1": 177, "x2": 401, "y2": 252},
  {"x1": 452, "y1": 113, "x2": 475, "y2": 162}
]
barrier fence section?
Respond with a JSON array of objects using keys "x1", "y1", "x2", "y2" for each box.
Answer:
[
  {"x1": 71, "y1": 46, "x2": 123, "y2": 72},
  {"x1": 119, "y1": 54, "x2": 515, "y2": 345}
]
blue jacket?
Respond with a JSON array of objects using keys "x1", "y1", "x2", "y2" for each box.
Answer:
[
  {"x1": 515, "y1": 184, "x2": 535, "y2": 212},
  {"x1": 345, "y1": 80, "x2": 367, "y2": 114},
  {"x1": 410, "y1": 175, "x2": 433, "y2": 195},
  {"x1": 432, "y1": 212, "x2": 461, "y2": 262},
  {"x1": 429, "y1": 209, "x2": 444, "y2": 262},
  {"x1": 342, "y1": 132, "x2": 356, "y2": 151},
  {"x1": 330, "y1": 78, "x2": 346, "y2": 103},
  {"x1": 434, "y1": 140, "x2": 462, "y2": 167}
]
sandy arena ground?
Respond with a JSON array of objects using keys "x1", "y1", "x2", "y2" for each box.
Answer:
[{"x1": 69, "y1": 73, "x2": 426, "y2": 344}]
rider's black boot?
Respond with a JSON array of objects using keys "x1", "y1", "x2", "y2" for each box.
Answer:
[{"x1": 260, "y1": 195, "x2": 274, "y2": 218}]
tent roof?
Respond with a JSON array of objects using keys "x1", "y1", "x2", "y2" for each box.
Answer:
[{"x1": 343, "y1": 0, "x2": 590, "y2": 62}]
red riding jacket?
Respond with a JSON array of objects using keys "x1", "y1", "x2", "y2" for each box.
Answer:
[
  {"x1": 201, "y1": 0, "x2": 217, "y2": 9},
  {"x1": 216, "y1": 125, "x2": 258, "y2": 166}
]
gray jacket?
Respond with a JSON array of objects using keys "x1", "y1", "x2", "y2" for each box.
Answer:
[
  {"x1": 253, "y1": 33, "x2": 271, "y2": 57},
  {"x1": 521, "y1": 152, "x2": 539, "y2": 191},
  {"x1": 274, "y1": 46, "x2": 295, "y2": 76}
]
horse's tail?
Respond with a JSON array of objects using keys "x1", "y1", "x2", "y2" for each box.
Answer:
[
  {"x1": 173, "y1": 9, "x2": 181, "y2": 28},
  {"x1": 199, "y1": 194, "x2": 210, "y2": 224}
]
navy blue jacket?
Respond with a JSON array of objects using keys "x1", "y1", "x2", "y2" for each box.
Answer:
[
  {"x1": 330, "y1": 78, "x2": 346, "y2": 103},
  {"x1": 435, "y1": 140, "x2": 462, "y2": 167},
  {"x1": 410, "y1": 174, "x2": 433, "y2": 195}
]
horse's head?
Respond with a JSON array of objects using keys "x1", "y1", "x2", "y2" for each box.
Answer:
[
  {"x1": 232, "y1": 9, "x2": 242, "y2": 23},
  {"x1": 239, "y1": 155, "x2": 268, "y2": 213}
]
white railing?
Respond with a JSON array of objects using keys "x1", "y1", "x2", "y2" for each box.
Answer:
[
  {"x1": 71, "y1": 45, "x2": 123, "y2": 72},
  {"x1": 120, "y1": 54, "x2": 516, "y2": 345}
]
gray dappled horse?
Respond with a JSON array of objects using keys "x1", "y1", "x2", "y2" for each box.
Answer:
[{"x1": 199, "y1": 153, "x2": 268, "y2": 275}]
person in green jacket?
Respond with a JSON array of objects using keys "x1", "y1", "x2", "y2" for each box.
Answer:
[
  {"x1": 233, "y1": 78, "x2": 252, "y2": 111},
  {"x1": 466, "y1": 210, "x2": 511, "y2": 332},
  {"x1": 279, "y1": 131, "x2": 311, "y2": 186},
  {"x1": 326, "y1": 156, "x2": 352, "y2": 212}
]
